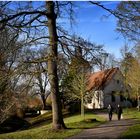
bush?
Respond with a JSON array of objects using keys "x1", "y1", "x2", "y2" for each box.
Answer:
[
  {"x1": 16, "y1": 108, "x2": 25, "y2": 118},
  {"x1": 67, "y1": 102, "x2": 80, "y2": 114}
]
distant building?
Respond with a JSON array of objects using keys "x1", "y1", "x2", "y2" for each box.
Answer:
[{"x1": 85, "y1": 67, "x2": 131, "y2": 109}]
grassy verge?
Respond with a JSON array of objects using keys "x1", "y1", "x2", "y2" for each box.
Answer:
[
  {"x1": 26, "y1": 109, "x2": 69, "y2": 125},
  {"x1": 0, "y1": 112, "x2": 106, "y2": 139},
  {"x1": 123, "y1": 108, "x2": 140, "y2": 119},
  {"x1": 120, "y1": 108, "x2": 140, "y2": 139}
]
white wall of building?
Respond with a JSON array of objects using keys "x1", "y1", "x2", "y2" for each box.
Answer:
[{"x1": 85, "y1": 70, "x2": 132, "y2": 109}]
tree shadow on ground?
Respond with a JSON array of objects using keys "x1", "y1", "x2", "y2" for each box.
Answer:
[
  {"x1": 0, "y1": 116, "x2": 31, "y2": 134},
  {"x1": 66, "y1": 119, "x2": 101, "y2": 129}
]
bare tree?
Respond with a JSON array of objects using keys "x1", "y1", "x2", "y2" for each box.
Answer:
[
  {"x1": 116, "y1": 1, "x2": 140, "y2": 42},
  {"x1": 0, "y1": 1, "x2": 72, "y2": 129},
  {"x1": 90, "y1": 1, "x2": 140, "y2": 42},
  {"x1": 0, "y1": 28, "x2": 22, "y2": 123},
  {"x1": 20, "y1": 47, "x2": 49, "y2": 110}
]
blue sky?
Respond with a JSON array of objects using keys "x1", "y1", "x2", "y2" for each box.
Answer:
[
  {"x1": 58, "y1": 1, "x2": 128, "y2": 59},
  {"x1": 8, "y1": 1, "x2": 132, "y2": 59}
]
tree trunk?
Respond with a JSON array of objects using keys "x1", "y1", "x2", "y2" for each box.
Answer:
[
  {"x1": 46, "y1": 1, "x2": 66, "y2": 129},
  {"x1": 41, "y1": 94, "x2": 46, "y2": 110},
  {"x1": 81, "y1": 94, "x2": 85, "y2": 120},
  {"x1": 137, "y1": 88, "x2": 140, "y2": 111}
]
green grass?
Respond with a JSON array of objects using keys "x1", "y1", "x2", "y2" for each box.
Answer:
[
  {"x1": 26, "y1": 110, "x2": 52, "y2": 125},
  {"x1": 0, "y1": 112, "x2": 106, "y2": 139},
  {"x1": 121, "y1": 124, "x2": 140, "y2": 139},
  {"x1": 123, "y1": 108, "x2": 140, "y2": 119},
  {"x1": 120, "y1": 108, "x2": 140, "y2": 139},
  {"x1": 26, "y1": 109, "x2": 69, "y2": 125}
]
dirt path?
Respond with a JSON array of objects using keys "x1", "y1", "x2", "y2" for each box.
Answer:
[{"x1": 69, "y1": 112, "x2": 137, "y2": 139}]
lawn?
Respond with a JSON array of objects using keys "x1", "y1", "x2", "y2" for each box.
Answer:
[
  {"x1": 123, "y1": 108, "x2": 140, "y2": 119},
  {"x1": 120, "y1": 108, "x2": 140, "y2": 139},
  {"x1": 0, "y1": 112, "x2": 106, "y2": 139}
]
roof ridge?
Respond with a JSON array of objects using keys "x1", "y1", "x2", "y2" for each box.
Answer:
[{"x1": 87, "y1": 67, "x2": 119, "y2": 91}]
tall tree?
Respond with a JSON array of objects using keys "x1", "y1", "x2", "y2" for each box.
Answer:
[
  {"x1": 127, "y1": 44, "x2": 140, "y2": 110},
  {"x1": 120, "y1": 45, "x2": 134, "y2": 78},
  {"x1": 0, "y1": 1, "x2": 67, "y2": 129},
  {"x1": 127, "y1": 59, "x2": 140, "y2": 110},
  {"x1": 46, "y1": 1, "x2": 66, "y2": 129}
]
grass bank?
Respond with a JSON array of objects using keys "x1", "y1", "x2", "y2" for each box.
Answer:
[
  {"x1": 120, "y1": 108, "x2": 140, "y2": 139},
  {"x1": 0, "y1": 112, "x2": 106, "y2": 139}
]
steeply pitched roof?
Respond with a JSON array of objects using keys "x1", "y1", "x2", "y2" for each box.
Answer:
[{"x1": 87, "y1": 67, "x2": 119, "y2": 91}]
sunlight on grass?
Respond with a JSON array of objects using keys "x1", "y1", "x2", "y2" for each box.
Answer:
[
  {"x1": 123, "y1": 108, "x2": 140, "y2": 119},
  {"x1": 121, "y1": 124, "x2": 140, "y2": 139},
  {"x1": 0, "y1": 112, "x2": 106, "y2": 139},
  {"x1": 121, "y1": 108, "x2": 140, "y2": 139}
]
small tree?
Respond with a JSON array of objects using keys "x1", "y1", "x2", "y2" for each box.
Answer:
[
  {"x1": 61, "y1": 70, "x2": 89, "y2": 119},
  {"x1": 61, "y1": 46, "x2": 91, "y2": 118},
  {"x1": 73, "y1": 72, "x2": 87, "y2": 118}
]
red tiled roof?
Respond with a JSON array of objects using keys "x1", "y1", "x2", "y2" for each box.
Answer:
[{"x1": 87, "y1": 67, "x2": 119, "y2": 91}]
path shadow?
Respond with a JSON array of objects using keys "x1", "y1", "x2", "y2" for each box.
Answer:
[
  {"x1": 96, "y1": 123, "x2": 137, "y2": 129},
  {"x1": 94, "y1": 119, "x2": 138, "y2": 128}
]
